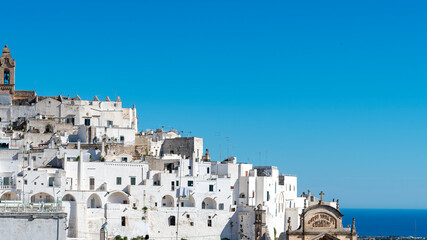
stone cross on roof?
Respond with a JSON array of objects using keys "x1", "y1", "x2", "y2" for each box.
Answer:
[{"x1": 319, "y1": 191, "x2": 325, "y2": 203}]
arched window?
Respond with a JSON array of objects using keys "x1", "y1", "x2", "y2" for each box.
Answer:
[{"x1": 4, "y1": 69, "x2": 10, "y2": 84}]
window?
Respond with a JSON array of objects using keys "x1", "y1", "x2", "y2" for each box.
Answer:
[
  {"x1": 181, "y1": 202, "x2": 184, "y2": 207},
  {"x1": 209, "y1": 185, "x2": 214, "y2": 192},
  {"x1": 3, "y1": 177, "x2": 10, "y2": 185},
  {"x1": 188, "y1": 166, "x2": 191, "y2": 170},
  {"x1": 84, "y1": 118, "x2": 91, "y2": 126},
  {"x1": 219, "y1": 203, "x2": 224, "y2": 210},
  {"x1": 188, "y1": 180, "x2": 193, "y2": 187},
  {"x1": 89, "y1": 178, "x2": 95, "y2": 190},
  {"x1": 267, "y1": 191, "x2": 270, "y2": 201},
  {"x1": 176, "y1": 181, "x2": 179, "y2": 186},
  {"x1": 190, "y1": 222, "x2": 194, "y2": 226},
  {"x1": 207, "y1": 219, "x2": 212, "y2": 227},
  {"x1": 66, "y1": 118, "x2": 75, "y2": 125},
  {"x1": 121, "y1": 157, "x2": 128, "y2": 162},
  {"x1": 24, "y1": 180, "x2": 27, "y2": 185},
  {"x1": 171, "y1": 181, "x2": 175, "y2": 191},
  {"x1": 120, "y1": 136, "x2": 125, "y2": 142},
  {"x1": 169, "y1": 216, "x2": 176, "y2": 226},
  {"x1": 186, "y1": 214, "x2": 190, "y2": 218},
  {"x1": 130, "y1": 177, "x2": 136, "y2": 185},
  {"x1": 107, "y1": 120, "x2": 113, "y2": 126},
  {"x1": 48, "y1": 177, "x2": 54, "y2": 187},
  {"x1": 116, "y1": 177, "x2": 122, "y2": 185},
  {"x1": 121, "y1": 216, "x2": 126, "y2": 226},
  {"x1": 207, "y1": 167, "x2": 210, "y2": 174}
]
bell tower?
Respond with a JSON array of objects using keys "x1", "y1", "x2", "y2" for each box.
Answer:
[{"x1": 0, "y1": 45, "x2": 16, "y2": 95}]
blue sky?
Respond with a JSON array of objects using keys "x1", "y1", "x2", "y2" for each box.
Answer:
[{"x1": 3, "y1": 0, "x2": 427, "y2": 208}]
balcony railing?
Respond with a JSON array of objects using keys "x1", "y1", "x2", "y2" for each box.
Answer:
[{"x1": 0, "y1": 184, "x2": 16, "y2": 190}]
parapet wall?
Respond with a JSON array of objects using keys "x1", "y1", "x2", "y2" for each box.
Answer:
[{"x1": 0, "y1": 212, "x2": 67, "y2": 240}]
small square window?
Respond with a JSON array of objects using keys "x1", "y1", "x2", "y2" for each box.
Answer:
[
  {"x1": 84, "y1": 118, "x2": 91, "y2": 126},
  {"x1": 130, "y1": 177, "x2": 136, "y2": 185},
  {"x1": 209, "y1": 185, "x2": 214, "y2": 192},
  {"x1": 207, "y1": 219, "x2": 212, "y2": 227},
  {"x1": 219, "y1": 203, "x2": 224, "y2": 210},
  {"x1": 188, "y1": 180, "x2": 193, "y2": 187},
  {"x1": 116, "y1": 177, "x2": 122, "y2": 185}
]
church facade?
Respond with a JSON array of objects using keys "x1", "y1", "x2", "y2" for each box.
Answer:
[{"x1": 287, "y1": 195, "x2": 357, "y2": 240}]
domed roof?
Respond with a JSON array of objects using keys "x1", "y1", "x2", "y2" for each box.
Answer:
[{"x1": 2, "y1": 45, "x2": 10, "y2": 54}]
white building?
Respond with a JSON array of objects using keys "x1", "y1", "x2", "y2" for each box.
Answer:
[{"x1": 0, "y1": 45, "x2": 346, "y2": 240}]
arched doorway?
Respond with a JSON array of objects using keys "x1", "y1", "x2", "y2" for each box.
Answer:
[
  {"x1": 62, "y1": 194, "x2": 77, "y2": 238},
  {"x1": 0, "y1": 191, "x2": 19, "y2": 201},
  {"x1": 202, "y1": 197, "x2": 216, "y2": 209},
  {"x1": 161, "y1": 195, "x2": 174, "y2": 207},
  {"x1": 181, "y1": 195, "x2": 195, "y2": 207},
  {"x1": 107, "y1": 192, "x2": 129, "y2": 204},
  {"x1": 87, "y1": 193, "x2": 102, "y2": 208},
  {"x1": 31, "y1": 192, "x2": 54, "y2": 203}
]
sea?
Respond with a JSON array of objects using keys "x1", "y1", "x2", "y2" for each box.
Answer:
[{"x1": 341, "y1": 209, "x2": 427, "y2": 237}]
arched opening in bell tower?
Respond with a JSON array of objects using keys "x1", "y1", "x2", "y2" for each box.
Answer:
[{"x1": 4, "y1": 69, "x2": 10, "y2": 84}]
